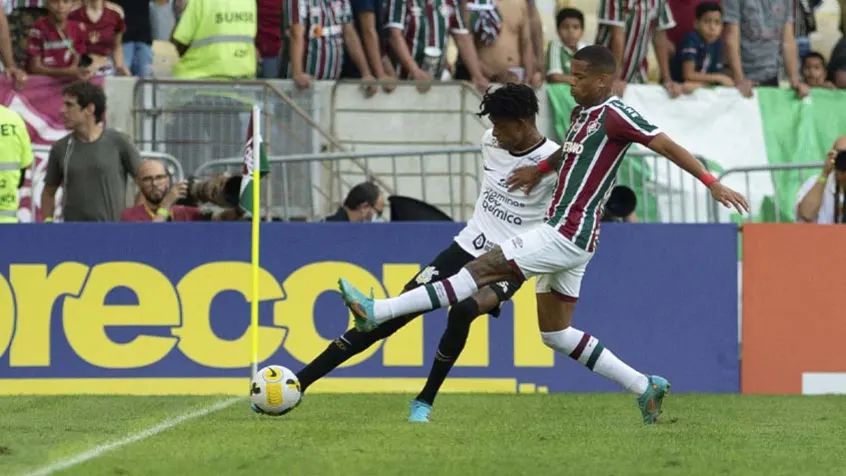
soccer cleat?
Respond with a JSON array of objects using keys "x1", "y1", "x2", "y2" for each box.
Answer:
[
  {"x1": 408, "y1": 399, "x2": 432, "y2": 423},
  {"x1": 637, "y1": 375, "x2": 671, "y2": 424},
  {"x1": 338, "y1": 278, "x2": 379, "y2": 332}
]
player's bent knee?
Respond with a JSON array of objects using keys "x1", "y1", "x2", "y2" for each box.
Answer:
[{"x1": 448, "y1": 297, "x2": 480, "y2": 324}]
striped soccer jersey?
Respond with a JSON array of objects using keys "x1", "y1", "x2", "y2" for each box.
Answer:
[
  {"x1": 546, "y1": 97, "x2": 660, "y2": 251},
  {"x1": 594, "y1": 0, "x2": 675, "y2": 83},
  {"x1": 282, "y1": 0, "x2": 352, "y2": 79}
]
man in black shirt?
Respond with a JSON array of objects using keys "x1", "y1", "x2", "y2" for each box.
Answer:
[
  {"x1": 324, "y1": 182, "x2": 383, "y2": 222},
  {"x1": 114, "y1": 0, "x2": 153, "y2": 77}
]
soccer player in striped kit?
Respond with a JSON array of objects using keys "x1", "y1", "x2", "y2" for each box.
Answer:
[{"x1": 339, "y1": 45, "x2": 749, "y2": 424}]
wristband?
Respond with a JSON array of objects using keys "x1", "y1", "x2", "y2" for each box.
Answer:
[
  {"x1": 537, "y1": 159, "x2": 552, "y2": 174},
  {"x1": 818, "y1": 175, "x2": 828, "y2": 184},
  {"x1": 699, "y1": 171, "x2": 718, "y2": 187},
  {"x1": 156, "y1": 208, "x2": 171, "y2": 218},
  {"x1": 44, "y1": 217, "x2": 53, "y2": 223}
]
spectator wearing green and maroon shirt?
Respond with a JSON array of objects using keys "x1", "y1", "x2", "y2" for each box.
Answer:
[
  {"x1": 282, "y1": 0, "x2": 375, "y2": 92},
  {"x1": 595, "y1": 0, "x2": 681, "y2": 98},
  {"x1": 384, "y1": 0, "x2": 488, "y2": 92}
]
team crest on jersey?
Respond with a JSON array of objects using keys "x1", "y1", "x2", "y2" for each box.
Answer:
[
  {"x1": 415, "y1": 266, "x2": 440, "y2": 284},
  {"x1": 586, "y1": 120, "x2": 600, "y2": 136}
]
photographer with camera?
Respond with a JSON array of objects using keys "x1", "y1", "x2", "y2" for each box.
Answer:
[
  {"x1": 795, "y1": 136, "x2": 846, "y2": 224},
  {"x1": 121, "y1": 159, "x2": 241, "y2": 222}
]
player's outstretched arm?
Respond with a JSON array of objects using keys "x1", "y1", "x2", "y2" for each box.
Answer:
[
  {"x1": 506, "y1": 146, "x2": 563, "y2": 194},
  {"x1": 647, "y1": 133, "x2": 750, "y2": 214}
]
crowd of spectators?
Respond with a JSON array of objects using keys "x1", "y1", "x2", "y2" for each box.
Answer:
[{"x1": 0, "y1": 0, "x2": 841, "y2": 93}]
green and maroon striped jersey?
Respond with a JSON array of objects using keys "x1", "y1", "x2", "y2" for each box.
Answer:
[
  {"x1": 282, "y1": 0, "x2": 352, "y2": 79},
  {"x1": 546, "y1": 97, "x2": 660, "y2": 251},
  {"x1": 384, "y1": 0, "x2": 468, "y2": 79},
  {"x1": 595, "y1": 0, "x2": 675, "y2": 83}
]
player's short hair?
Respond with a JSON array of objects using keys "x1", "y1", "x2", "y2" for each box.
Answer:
[
  {"x1": 344, "y1": 181, "x2": 380, "y2": 209},
  {"x1": 695, "y1": 2, "x2": 721, "y2": 19},
  {"x1": 556, "y1": 8, "x2": 584, "y2": 28},
  {"x1": 62, "y1": 80, "x2": 107, "y2": 123},
  {"x1": 573, "y1": 45, "x2": 617, "y2": 76},
  {"x1": 476, "y1": 83, "x2": 539, "y2": 121}
]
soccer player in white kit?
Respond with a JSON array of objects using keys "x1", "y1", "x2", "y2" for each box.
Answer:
[
  {"x1": 339, "y1": 45, "x2": 749, "y2": 424},
  {"x1": 290, "y1": 83, "x2": 560, "y2": 423}
]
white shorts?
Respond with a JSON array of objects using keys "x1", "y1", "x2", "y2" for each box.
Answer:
[{"x1": 499, "y1": 223, "x2": 593, "y2": 300}]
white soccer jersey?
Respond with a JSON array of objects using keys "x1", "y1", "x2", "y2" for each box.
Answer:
[{"x1": 454, "y1": 129, "x2": 560, "y2": 257}]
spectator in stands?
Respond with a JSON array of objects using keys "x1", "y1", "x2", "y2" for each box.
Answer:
[
  {"x1": 795, "y1": 137, "x2": 846, "y2": 224},
  {"x1": 802, "y1": 52, "x2": 834, "y2": 88},
  {"x1": 666, "y1": 0, "x2": 710, "y2": 54},
  {"x1": 324, "y1": 181, "x2": 383, "y2": 222},
  {"x1": 526, "y1": 0, "x2": 544, "y2": 87},
  {"x1": 121, "y1": 159, "x2": 240, "y2": 222},
  {"x1": 5, "y1": 0, "x2": 46, "y2": 73},
  {"x1": 113, "y1": 0, "x2": 154, "y2": 77},
  {"x1": 281, "y1": 0, "x2": 376, "y2": 95},
  {"x1": 69, "y1": 0, "x2": 130, "y2": 76},
  {"x1": 0, "y1": 2, "x2": 28, "y2": 88},
  {"x1": 794, "y1": 0, "x2": 820, "y2": 60},
  {"x1": 595, "y1": 0, "x2": 681, "y2": 98},
  {"x1": 723, "y1": 0, "x2": 808, "y2": 98},
  {"x1": 26, "y1": 0, "x2": 89, "y2": 79},
  {"x1": 669, "y1": 2, "x2": 733, "y2": 92},
  {"x1": 256, "y1": 0, "x2": 281, "y2": 78},
  {"x1": 828, "y1": 36, "x2": 846, "y2": 88},
  {"x1": 454, "y1": 0, "x2": 536, "y2": 88},
  {"x1": 41, "y1": 81, "x2": 141, "y2": 222},
  {"x1": 385, "y1": 0, "x2": 487, "y2": 93},
  {"x1": 545, "y1": 8, "x2": 586, "y2": 85},
  {"x1": 339, "y1": 0, "x2": 397, "y2": 92}
]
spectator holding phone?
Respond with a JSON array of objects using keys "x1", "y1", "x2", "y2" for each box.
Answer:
[{"x1": 795, "y1": 136, "x2": 846, "y2": 224}]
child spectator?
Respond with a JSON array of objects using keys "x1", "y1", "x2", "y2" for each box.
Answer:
[
  {"x1": 546, "y1": 7, "x2": 586, "y2": 84},
  {"x1": 26, "y1": 0, "x2": 88, "y2": 80},
  {"x1": 69, "y1": 0, "x2": 129, "y2": 76},
  {"x1": 670, "y1": 2, "x2": 733, "y2": 92},
  {"x1": 802, "y1": 52, "x2": 834, "y2": 88}
]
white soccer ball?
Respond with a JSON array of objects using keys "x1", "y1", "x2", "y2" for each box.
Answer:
[{"x1": 250, "y1": 365, "x2": 302, "y2": 416}]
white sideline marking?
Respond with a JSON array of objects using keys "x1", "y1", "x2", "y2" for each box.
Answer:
[{"x1": 23, "y1": 397, "x2": 243, "y2": 476}]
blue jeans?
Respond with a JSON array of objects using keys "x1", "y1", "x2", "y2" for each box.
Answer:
[
  {"x1": 258, "y1": 57, "x2": 279, "y2": 79},
  {"x1": 123, "y1": 41, "x2": 153, "y2": 78}
]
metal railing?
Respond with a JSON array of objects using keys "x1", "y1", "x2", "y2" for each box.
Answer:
[
  {"x1": 131, "y1": 79, "x2": 351, "y2": 218},
  {"x1": 193, "y1": 146, "x2": 718, "y2": 223},
  {"x1": 194, "y1": 146, "x2": 483, "y2": 221},
  {"x1": 710, "y1": 162, "x2": 825, "y2": 223}
]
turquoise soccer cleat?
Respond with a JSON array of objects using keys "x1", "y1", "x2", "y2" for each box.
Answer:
[
  {"x1": 637, "y1": 375, "x2": 671, "y2": 424},
  {"x1": 408, "y1": 399, "x2": 432, "y2": 423},
  {"x1": 338, "y1": 278, "x2": 378, "y2": 332}
]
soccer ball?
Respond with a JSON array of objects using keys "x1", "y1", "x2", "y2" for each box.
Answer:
[{"x1": 250, "y1": 365, "x2": 302, "y2": 416}]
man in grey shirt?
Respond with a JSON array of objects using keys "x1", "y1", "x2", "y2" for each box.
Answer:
[
  {"x1": 41, "y1": 81, "x2": 142, "y2": 222},
  {"x1": 723, "y1": 0, "x2": 809, "y2": 98}
]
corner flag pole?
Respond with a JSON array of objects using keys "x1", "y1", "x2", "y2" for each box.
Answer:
[{"x1": 250, "y1": 105, "x2": 261, "y2": 379}]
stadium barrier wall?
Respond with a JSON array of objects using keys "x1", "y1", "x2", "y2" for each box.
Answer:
[
  {"x1": 0, "y1": 223, "x2": 739, "y2": 395},
  {"x1": 742, "y1": 224, "x2": 846, "y2": 395}
]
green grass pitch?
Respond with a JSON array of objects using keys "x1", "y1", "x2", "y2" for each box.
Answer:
[{"x1": 2, "y1": 394, "x2": 845, "y2": 476}]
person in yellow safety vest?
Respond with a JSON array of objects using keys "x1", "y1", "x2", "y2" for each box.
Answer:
[
  {"x1": 165, "y1": 0, "x2": 257, "y2": 172},
  {"x1": 0, "y1": 104, "x2": 33, "y2": 223},
  {"x1": 169, "y1": 0, "x2": 257, "y2": 79}
]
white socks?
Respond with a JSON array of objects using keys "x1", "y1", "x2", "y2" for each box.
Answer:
[
  {"x1": 373, "y1": 268, "x2": 479, "y2": 324},
  {"x1": 540, "y1": 327, "x2": 649, "y2": 395}
]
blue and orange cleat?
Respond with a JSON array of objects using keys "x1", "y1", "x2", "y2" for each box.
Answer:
[
  {"x1": 408, "y1": 399, "x2": 432, "y2": 423},
  {"x1": 338, "y1": 278, "x2": 379, "y2": 332},
  {"x1": 637, "y1": 375, "x2": 671, "y2": 424}
]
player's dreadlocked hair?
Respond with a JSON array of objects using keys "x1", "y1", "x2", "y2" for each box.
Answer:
[{"x1": 476, "y1": 83, "x2": 539, "y2": 120}]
